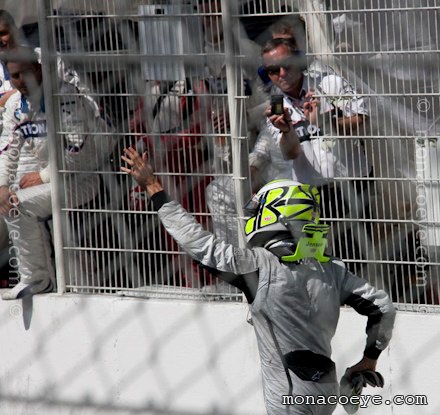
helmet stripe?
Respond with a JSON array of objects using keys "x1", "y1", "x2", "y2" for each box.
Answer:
[{"x1": 287, "y1": 206, "x2": 315, "y2": 219}]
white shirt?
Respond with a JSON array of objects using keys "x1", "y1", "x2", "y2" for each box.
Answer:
[{"x1": 250, "y1": 60, "x2": 369, "y2": 186}]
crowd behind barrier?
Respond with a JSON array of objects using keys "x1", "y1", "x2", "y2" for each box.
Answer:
[{"x1": 0, "y1": 1, "x2": 438, "y2": 306}]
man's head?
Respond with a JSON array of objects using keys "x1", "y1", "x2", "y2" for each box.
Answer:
[
  {"x1": 4, "y1": 47, "x2": 42, "y2": 97},
  {"x1": 244, "y1": 180, "x2": 330, "y2": 263},
  {"x1": 271, "y1": 20, "x2": 296, "y2": 40},
  {"x1": 262, "y1": 38, "x2": 307, "y2": 96},
  {"x1": 0, "y1": 10, "x2": 18, "y2": 50}
]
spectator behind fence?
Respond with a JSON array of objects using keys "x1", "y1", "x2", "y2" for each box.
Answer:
[
  {"x1": 270, "y1": 18, "x2": 298, "y2": 40},
  {"x1": 254, "y1": 37, "x2": 369, "y2": 188},
  {"x1": 0, "y1": 10, "x2": 21, "y2": 98},
  {"x1": 121, "y1": 147, "x2": 396, "y2": 415},
  {"x1": 0, "y1": 11, "x2": 103, "y2": 291},
  {"x1": 251, "y1": 38, "x2": 371, "y2": 265},
  {"x1": 0, "y1": 11, "x2": 20, "y2": 278},
  {"x1": 0, "y1": 47, "x2": 115, "y2": 300},
  {"x1": 128, "y1": 1, "x2": 219, "y2": 288},
  {"x1": 129, "y1": 0, "x2": 264, "y2": 290},
  {"x1": 195, "y1": 0, "x2": 264, "y2": 292},
  {"x1": 202, "y1": 0, "x2": 269, "y2": 252},
  {"x1": 257, "y1": 16, "x2": 307, "y2": 92},
  {"x1": 207, "y1": 36, "x2": 370, "y2": 257},
  {"x1": 0, "y1": 9, "x2": 89, "y2": 103},
  {"x1": 129, "y1": 77, "x2": 214, "y2": 288}
]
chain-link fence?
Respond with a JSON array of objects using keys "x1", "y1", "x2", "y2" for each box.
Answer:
[{"x1": 29, "y1": 0, "x2": 440, "y2": 309}]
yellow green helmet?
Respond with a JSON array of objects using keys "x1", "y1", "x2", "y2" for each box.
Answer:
[{"x1": 244, "y1": 180, "x2": 330, "y2": 262}]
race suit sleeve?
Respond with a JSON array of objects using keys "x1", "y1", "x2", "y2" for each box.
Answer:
[
  {"x1": 339, "y1": 265, "x2": 396, "y2": 359},
  {"x1": 157, "y1": 197, "x2": 260, "y2": 302},
  {"x1": 248, "y1": 120, "x2": 276, "y2": 170},
  {"x1": 59, "y1": 86, "x2": 116, "y2": 174}
]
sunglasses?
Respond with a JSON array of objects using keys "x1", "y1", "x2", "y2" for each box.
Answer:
[
  {"x1": 263, "y1": 51, "x2": 305, "y2": 76},
  {"x1": 264, "y1": 63, "x2": 293, "y2": 76}
]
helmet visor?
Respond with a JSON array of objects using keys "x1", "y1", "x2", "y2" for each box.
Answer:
[{"x1": 243, "y1": 193, "x2": 262, "y2": 216}]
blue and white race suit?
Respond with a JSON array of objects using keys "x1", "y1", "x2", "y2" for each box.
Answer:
[{"x1": 0, "y1": 82, "x2": 115, "y2": 286}]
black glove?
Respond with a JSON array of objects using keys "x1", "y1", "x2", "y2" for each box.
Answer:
[{"x1": 361, "y1": 370, "x2": 384, "y2": 388}]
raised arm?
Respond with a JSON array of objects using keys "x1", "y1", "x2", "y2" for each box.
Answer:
[{"x1": 121, "y1": 147, "x2": 260, "y2": 302}]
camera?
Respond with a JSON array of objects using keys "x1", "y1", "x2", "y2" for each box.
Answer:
[{"x1": 270, "y1": 95, "x2": 284, "y2": 115}]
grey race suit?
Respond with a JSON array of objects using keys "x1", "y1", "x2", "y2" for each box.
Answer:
[
  {"x1": 0, "y1": 83, "x2": 114, "y2": 286},
  {"x1": 155, "y1": 197, "x2": 396, "y2": 415}
]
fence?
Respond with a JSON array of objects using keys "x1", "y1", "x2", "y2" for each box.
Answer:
[{"x1": 33, "y1": 0, "x2": 440, "y2": 309}]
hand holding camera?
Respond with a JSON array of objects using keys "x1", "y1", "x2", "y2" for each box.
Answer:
[{"x1": 267, "y1": 95, "x2": 291, "y2": 133}]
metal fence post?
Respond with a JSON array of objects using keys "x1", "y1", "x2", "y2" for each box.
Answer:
[
  {"x1": 221, "y1": 0, "x2": 251, "y2": 249},
  {"x1": 37, "y1": 0, "x2": 67, "y2": 293}
]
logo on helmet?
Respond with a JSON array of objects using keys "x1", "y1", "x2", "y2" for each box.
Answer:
[{"x1": 244, "y1": 180, "x2": 329, "y2": 262}]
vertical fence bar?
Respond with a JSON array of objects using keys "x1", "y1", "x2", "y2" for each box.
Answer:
[
  {"x1": 37, "y1": 0, "x2": 67, "y2": 293},
  {"x1": 221, "y1": 0, "x2": 250, "y2": 248}
]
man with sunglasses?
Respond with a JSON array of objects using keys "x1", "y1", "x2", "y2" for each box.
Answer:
[
  {"x1": 250, "y1": 38, "x2": 370, "y2": 266},
  {"x1": 251, "y1": 37, "x2": 369, "y2": 188}
]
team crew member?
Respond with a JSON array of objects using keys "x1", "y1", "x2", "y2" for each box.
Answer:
[
  {"x1": 121, "y1": 147, "x2": 396, "y2": 415},
  {"x1": 252, "y1": 37, "x2": 369, "y2": 187},
  {"x1": 0, "y1": 10, "x2": 24, "y2": 102},
  {"x1": 0, "y1": 47, "x2": 114, "y2": 300},
  {"x1": 0, "y1": 11, "x2": 92, "y2": 277},
  {"x1": 0, "y1": 9, "x2": 88, "y2": 106}
]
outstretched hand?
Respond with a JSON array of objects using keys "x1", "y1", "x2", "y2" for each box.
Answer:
[{"x1": 121, "y1": 147, "x2": 162, "y2": 195}]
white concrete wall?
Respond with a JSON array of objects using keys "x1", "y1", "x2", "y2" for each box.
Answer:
[{"x1": 0, "y1": 294, "x2": 439, "y2": 415}]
